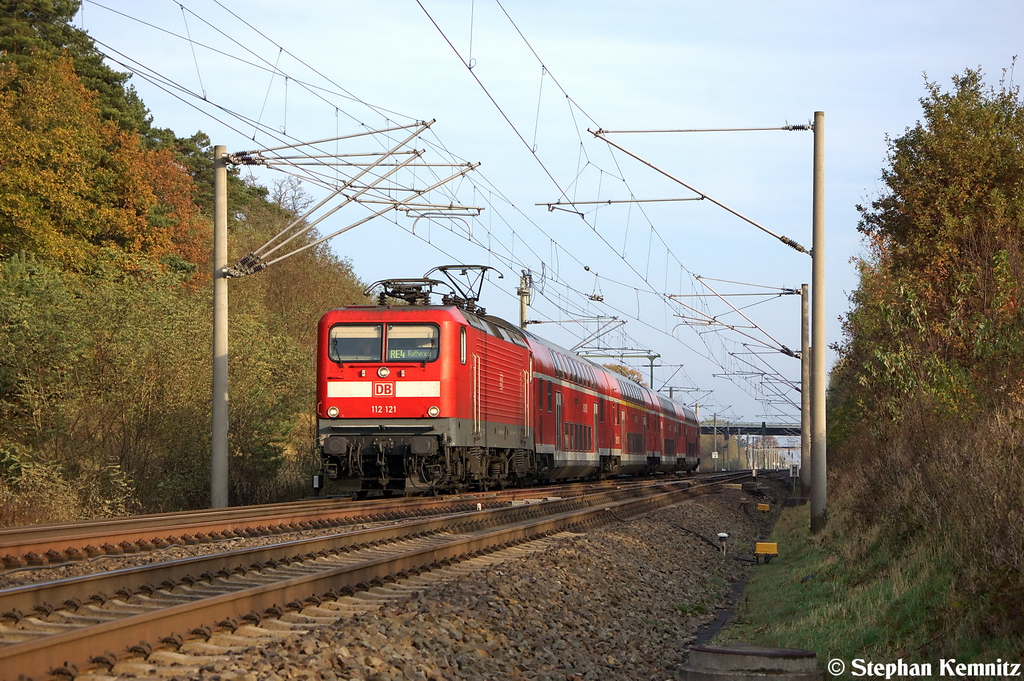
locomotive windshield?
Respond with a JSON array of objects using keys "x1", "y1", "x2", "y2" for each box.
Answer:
[
  {"x1": 328, "y1": 324, "x2": 382, "y2": 362},
  {"x1": 386, "y1": 324, "x2": 439, "y2": 362}
]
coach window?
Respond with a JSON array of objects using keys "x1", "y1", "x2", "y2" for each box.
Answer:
[
  {"x1": 329, "y1": 324, "x2": 382, "y2": 362},
  {"x1": 460, "y1": 327, "x2": 467, "y2": 365},
  {"x1": 547, "y1": 381, "x2": 553, "y2": 412},
  {"x1": 386, "y1": 324, "x2": 440, "y2": 362}
]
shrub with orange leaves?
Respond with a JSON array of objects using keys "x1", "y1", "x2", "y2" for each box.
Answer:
[{"x1": 0, "y1": 54, "x2": 204, "y2": 275}]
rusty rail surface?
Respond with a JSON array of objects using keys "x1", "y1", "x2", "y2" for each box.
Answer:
[
  {"x1": 0, "y1": 476, "x2": 696, "y2": 569},
  {"x1": 0, "y1": 472, "x2": 749, "y2": 680}
]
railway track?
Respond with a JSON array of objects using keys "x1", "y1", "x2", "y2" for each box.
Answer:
[
  {"x1": 0, "y1": 475, "x2": 696, "y2": 573},
  {"x1": 0, "y1": 472, "x2": 750, "y2": 680}
]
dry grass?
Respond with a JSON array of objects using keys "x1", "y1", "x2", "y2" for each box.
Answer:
[
  {"x1": 718, "y1": 501, "x2": 1024, "y2": 663},
  {"x1": 718, "y1": 384, "x2": 1024, "y2": 661},
  {"x1": 0, "y1": 462, "x2": 114, "y2": 526},
  {"x1": 823, "y1": 392, "x2": 1024, "y2": 653}
]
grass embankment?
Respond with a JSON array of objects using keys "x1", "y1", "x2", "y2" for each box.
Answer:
[{"x1": 714, "y1": 504, "x2": 1024, "y2": 666}]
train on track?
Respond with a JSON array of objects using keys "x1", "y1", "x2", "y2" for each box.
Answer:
[{"x1": 316, "y1": 266, "x2": 700, "y2": 496}]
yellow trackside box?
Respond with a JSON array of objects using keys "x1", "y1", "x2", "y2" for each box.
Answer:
[
  {"x1": 755, "y1": 542, "x2": 778, "y2": 556},
  {"x1": 757, "y1": 503, "x2": 770, "y2": 512}
]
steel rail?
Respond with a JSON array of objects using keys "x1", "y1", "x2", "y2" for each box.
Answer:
[
  {"x1": 0, "y1": 477, "x2": 730, "y2": 618},
  {"x1": 0, "y1": 478, "x2": 658, "y2": 566},
  {"x1": 0, "y1": 473, "x2": 748, "y2": 679},
  {"x1": 0, "y1": 498, "x2": 471, "y2": 567}
]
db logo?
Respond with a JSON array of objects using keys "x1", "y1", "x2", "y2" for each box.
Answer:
[{"x1": 373, "y1": 382, "x2": 395, "y2": 397}]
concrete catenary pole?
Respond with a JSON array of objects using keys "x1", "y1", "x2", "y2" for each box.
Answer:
[
  {"x1": 810, "y1": 112, "x2": 827, "y2": 533},
  {"x1": 712, "y1": 413, "x2": 718, "y2": 471},
  {"x1": 801, "y1": 283, "x2": 810, "y2": 497},
  {"x1": 211, "y1": 145, "x2": 229, "y2": 509},
  {"x1": 517, "y1": 271, "x2": 531, "y2": 328},
  {"x1": 647, "y1": 354, "x2": 658, "y2": 389}
]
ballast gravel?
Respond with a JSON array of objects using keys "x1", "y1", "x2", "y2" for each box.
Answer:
[{"x1": 146, "y1": 483, "x2": 786, "y2": 681}]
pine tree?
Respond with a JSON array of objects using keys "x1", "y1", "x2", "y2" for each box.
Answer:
[{"x1": 0, "y1": 0, "x2": 160, "y2": 142}]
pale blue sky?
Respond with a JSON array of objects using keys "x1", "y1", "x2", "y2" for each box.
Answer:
[{"x1": 77, "y1": 0, "x2": 1024, "y2": 422}]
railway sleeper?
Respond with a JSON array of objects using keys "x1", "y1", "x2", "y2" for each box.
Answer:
[
  {"x1": 170, "y1": 640, "x2": 235, "y2": 656},
  {"x1": 255, "y1": 618, "x2": 318, "y2": 633},
  {"x1": 175, "y1": 582, "x2": 239, "y2": 598},
  {"x1": 277, "y1": 612, "x2": 339, "y2": 626},
  {"x1": 46, "y1": 533, "x2": 579, "y2": 678},
  {"x1": 9, "y1": 616, "x2": 79, "y2": 633},
  {"x1": 46, "y1": 608, "x2": 122, "y2": 625},
  {"x1": 0, "y1": 628, "x2": 52, "y2": 644},
  {"x1": 94, "y1": 600, "x2": 157, "y2": 615},
  {"x1": 134, "y1": 585, "x2": 201, "y2": 602}
]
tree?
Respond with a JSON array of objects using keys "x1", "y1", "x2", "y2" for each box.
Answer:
[
  {"x1": 0, "y1": 0, "x2": 158, "y2": 141},
  {"x1": 836, "y1": 66, "x2": 1024, "y2": 420},
  {"x1": 602, "y1": 363, "x2": 646, "y2": 386},
  {"x1": 0, "y1": 5, "x2": 375, "y2": 517},
  {"x1": 0, "y1": 55, "x2": 203, "y2": 271},
  {"x1": 827, "y1": 67, "x2": 1024, "y2": 645}
]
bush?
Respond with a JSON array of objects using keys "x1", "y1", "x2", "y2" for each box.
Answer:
[
  {"x1": 0, "y1": 249, "x2": 354, "y2": 521},
  {"x1": 829, "y1": 67, "x2": 1024, "y2": 646}
]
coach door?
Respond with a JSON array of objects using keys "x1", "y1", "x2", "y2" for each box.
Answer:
[
  {"x1": 522, "y1": 368, "x2": 531, "y2": 447},
  {"x1": 620, "y1": 408, "x2": 626, "y2": 458},
  {"x1": 555, "y1": 391, "x2": 563, "y2": 455},
  {"x1": 472, "y1": 353, "x2": 483, "y2": 444}
]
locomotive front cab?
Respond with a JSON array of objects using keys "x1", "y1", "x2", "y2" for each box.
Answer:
[{"x1": 317, "y1": 312, "x2": 457, "y2": 495}]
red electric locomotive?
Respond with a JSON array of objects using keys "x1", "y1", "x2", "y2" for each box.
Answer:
[{"x1": 316, "y1": 266, "x2": 700, "y2": 495}]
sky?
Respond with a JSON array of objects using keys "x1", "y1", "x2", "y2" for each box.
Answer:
[{"x1": 74, "y1": 0, "x2": 1024, "y2": 423}]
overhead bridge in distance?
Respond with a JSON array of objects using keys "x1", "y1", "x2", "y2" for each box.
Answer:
[{"x1": 700, "y1": 421, "x2": 801, "y2": 437}]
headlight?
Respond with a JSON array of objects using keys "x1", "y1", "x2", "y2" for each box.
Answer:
[
  {"x1": 427, "y1": 406, "x2": 440, "y2": 417},
  {"x1": 377, "y1": 366, "x2": 390, "y2": 378},
  {"x1": 326, "y1": 406, "x2": 340, "y2": 418}
]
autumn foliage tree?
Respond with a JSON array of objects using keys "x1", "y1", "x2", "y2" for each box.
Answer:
[
  {"x1": 829, "y1": 67, "x2": 1024, "y2": 647},
  {"x1": 602, "y1": 363, "x2": 646, "y2": 386},
  {"x1": 0, "y1": 55, "x2": 203, "y2": 271},
  {"x1": 0, "y1": 7, "x2": 369, "y2": 519},
  {"x1": 0, "y1": 0, "x2": 159, "y2": 140},
  {"x1": 832, "y1": 67, "x2": 1024, "y2": 435}
]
